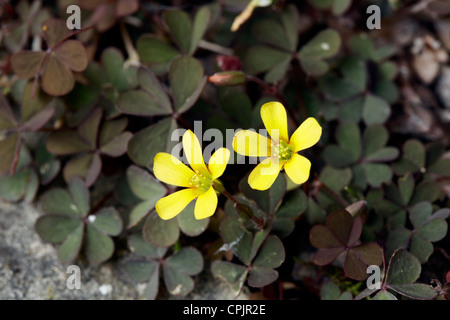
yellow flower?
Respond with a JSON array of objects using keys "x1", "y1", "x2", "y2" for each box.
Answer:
[
  {"x1": 153, "y1": 130, "x2": 230, "y2": 220},
  {"x1": 233, "y1": 101, "x2": 322, "y2": 190}
]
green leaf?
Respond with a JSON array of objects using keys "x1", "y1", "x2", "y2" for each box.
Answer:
[
  {"x1": 409, "y1": 201, "x2": 432, "y2": 229},
  {"x1": 124, "y1": 260, "x2": 159, "y2": 283},
  {"x1": 388, "y1": 283, "x2": 439, "y2": 300},
  {"x1": 0, "y1": 169, "x2": 29, "y2": 202},
  {"x1": 220, "y1": 216, "x2": 253, "y2": 265},
  {"x1": 340, "y1": 56, "x2": 367, "y2": 92},
  {"x1": 363, "y1": 163, "x2": 392, "y2": 188},
  {"x1": 398, "y1": 173, "x2": 414, "y2": 206},
  {"x1": 137, "y1": 35, "x2": 180, "y2": 64},
  {"x1": 409, "y1": 235, "x2": 434, "y2": 264},
  {"x1": 332, "y1": 0, "x2": 352, "y2": 15},
  {"x1": 128, "y1": 200, "x2": 157, "y2": 229},
  {"x1": 35, "y1": 215, "x2": 82, "y2": 244},
  {"x1": 386, "y1": 249, "x2": 421, "y2": 285},
  {"x1": 319, "y1": 166, "x2": 352, "y2": 192},
  {"x1": 372, "y1": 290, "x2": 397, "y2": 300},
  {"x1": 117, "y1": 90, "x2": 171, "y2": 116},
  {"x1": 299, "y1": 29, "x2": 341, "y2": 60},
  {"x1": 211, "y1": 261, "x2": 248, "y2": 295},
  {"x1": 163, "y1": 265, "x2": 194, "y2": 296},
  {"x1": 143, "y1": 211, "x2": 180, "y2": 247},
  {"x1": 404, "y1": 139, "x2": 425, "y2": 169},
  {"x1": 190, "y1": 6, "x2": 211, "y2": 55},
  {"x1": 177, "y1": 202, "x2": 210, "y2": 237},
  {"x1": 363, "y1": 124, "x2": 389, "y2": 156},
  {"x1": 40, "y1": 188, "x2": 82, "y2": 217},
  {"x1": 252, "y1": 236, "x2": 285, "y2": 268},
  {"x1": 163, "y1": 10, "x2": 192, "y2": 54},
  {"x1": 247, "y1": 266, "x2": 278, "y2": 287},
  {"x1": 416, "y1": 219, "x2": 448, "y2": 242},
  {"x1": 137, "y1": 67, "x2": 172, "y2": 113},
  {"x1": 84, "y1": 224, "x2": 114, "y2": 265},
  {"x1": 281, "y1": 4, "x2": 300, "y2": 51},
  {"x1": 46, "y1": 130, "x2": 92, "y2": 155},
  {"x1": 244, "y1": 46, "x2": 291, "y2": 75},
  {"x1": 128, "y1": 233, "x2": 167, "y2": 259},
  {"x1": 62, "y1": 153, "x2": 101, "y2": 188},
  {"x1": 428, "y1": 158, "x2": 450, "y2": 176},
  {"x1": 386, "y1": 226, "x2": 411, "y2": 257},
  {"x1": 127, "y1": 118, "x2": 178, "y2": 169},
  {"x1": 239, "y1": 174, "x2": 286, "y2": 214},
  {"x1": 362, "y1": 94, "x2": 391, "y2": 125},
  {"x1": 253, "y1": 19, "x2": 292, "y2": 52},
  {"x1": 90, "y1": 207, "x2": 122, "y2": 236},
  {"x1": 308, "y1": 0, "x2": 333, "y2": 9},
  {"x1": 410, "y1": 180, "x2": 441, "y2": 205},
  {"x1": 126, "y1": 165, "x2": 167, "y2": 201},
  {"x1": 169, "y1": 56, "x2": 206, "y2": 113},
  {"x1": 298, "y1": 29, "x2": 341, "y2": 76},
  {"x1": 58, "y1": 223, "x2": 84, "y2": 264},
  {"x1": 165, "y1": 247, "x2": 203, "y2": 276},
  {"x1": 275, "y1": 189, "x2": 307, "y2": 218},
  {"x1": 68, "y1": 177, "x2": 90, "y2": 217}
]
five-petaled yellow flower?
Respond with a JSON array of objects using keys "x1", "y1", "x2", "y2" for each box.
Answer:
[
  {"x1": 233, "y1": 101, "x2": 322, "y2": 190},
  {"x1": 153, "y1": 130, "x2": 230, "y2": 220}
]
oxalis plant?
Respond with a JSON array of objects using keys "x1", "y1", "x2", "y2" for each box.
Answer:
[{"x1": 0, "y1": 1, "x2": 449, "y2": 300}]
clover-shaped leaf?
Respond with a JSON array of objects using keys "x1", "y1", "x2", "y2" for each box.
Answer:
[
  {"x1": 124, "y1": 233, "x2": 203, "y2": 299},
  {"x1": 323, "y1": 123, "x2": 398, "y2": 188},
  {"x1": 320, "y1": 282, "x2": 353, "y2": 300},
  {"x1": 11, "y1": 19, "x2": 88, "y2": 96},
  {"x1": 46, "y1": 108, "x2": 132, "y2": 186},
  {"x1": 243, "y1": 5, "x2": 299, "y2": 83},
  {"x1": 356, "y1": 249, "x2": 440, "y2": 300},
  {"x1": 310, "y1": 208, "x2": 383, "y2": 281},
  {"x1": 35, "y1": 177, "x2": 123, "y2": 264},
  {"x1": 0, "y1": 145, "x2": 38, "y2": 203},
  {"x1": 2, "y1": 0, "x2": 51, "y2": 53},
  {"x1": 212, "y1": 225, "x2": 285, "y2": 294},
  {"x1": 67, "y1": 47, "x2": 138, "y2": 119},
  {"x1": 118, "y1": 57, "x2": 206, "y2": 116},
  {"x1": 298, "y1": 29, "x2": 341, "y2": 76},
  {"x1": 136, "y1": 6, "x2": 210, "y2": 73},
  {"x1": 0, "y1": 88, "x2": 55, "y2": 176},
  {"x1": 386, "y1": 201, "x2": 449, "y2": 263}
]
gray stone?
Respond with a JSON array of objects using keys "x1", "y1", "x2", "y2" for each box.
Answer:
[{"x1": 0, "y1": 200, "x2": 249, "y2": 300}]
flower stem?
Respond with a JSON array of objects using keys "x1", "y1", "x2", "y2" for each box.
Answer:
[{"x1": 222, "y1": 189, "x2": 265, "y2": 229}]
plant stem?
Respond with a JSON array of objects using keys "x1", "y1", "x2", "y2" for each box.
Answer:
[
  {"x1": 120, "y1": 21, "x2": 140, "y2": 68},
  {"x1": 222, "y1": 189, "x2": 265, "y2": 229},
  {"x1": 315, "y1": 177, "x2": 350, "y2": 208},
  {"x1": 246, "y1": 75, "x2": 299, "y2": 128}
]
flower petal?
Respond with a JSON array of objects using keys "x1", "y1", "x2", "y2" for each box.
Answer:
[
  {"x1": 155, "y1": 188, "x2": 201, "y2": 220},
  {"x1": 290, "y1": 117, "x2": 322, "y2": 152},
  {"x1": 208, "y1": 148, "x2": 230, "y2": 179},
  {"x1": 248, "y1": 157, "x2": 283, "y2": 190},
  {"x1": 260, "y1": 101, "x2": 289, "y2": 142},
  {"x1": 182, "y1": 129, "x2": 208, "y2": 174},
  {"x1": 284, "y1": 154, "x2": 311, "y2": 185},
  {"x1": 194, "y1": 186, "x2": 218, "y2": 219},
  {"x1": 153, "y1": 152, "x2": 195, "y2": 187},
  {"x1": 232, "y1": 130, "x2": 272, "y2": 157}
]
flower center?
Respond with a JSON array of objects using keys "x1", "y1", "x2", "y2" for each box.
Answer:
[
  {"x1": 273, "y1": 139, "x2": 294, "y2": 161},
  {"x1": 189, "y1": 171, "x2": 212, "y2": 192}
]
